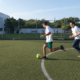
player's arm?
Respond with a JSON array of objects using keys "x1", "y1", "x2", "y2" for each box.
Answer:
[
  {"x1": 69, "y1": 34, "x2": 75, "y2": 38},
  {"x1": 40, "y1": 32, "x2": 51, "y2": 38},
  {"x1": 73, "y1": 27, "x2": 80, "y2": 37},
  {"x1": 52, "y1": 33, "x2": 54, "y2": 36},
  {"x1": 76, "y1": 32, "x2": 80, "y2": 36},
  {"x1": 73, "y1": 32, "x2": 80, "y2": 37}
]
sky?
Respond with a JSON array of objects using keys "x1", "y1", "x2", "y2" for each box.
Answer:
[{"x1": 0, "y1": 0, "x2": 80, "y2": 20}]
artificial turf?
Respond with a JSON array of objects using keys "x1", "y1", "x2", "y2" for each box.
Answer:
[
  {"x1": 0, "y1": 40, "x2": 47, "y2": 80},
  {"x1": 0, "y1": 40, "x2": 79, "y2": 80},
  {"x1": 45, "y1": 40, "x2": 80, "y2": 80}
]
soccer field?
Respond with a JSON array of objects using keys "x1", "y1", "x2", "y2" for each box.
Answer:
[{"x1": 0, "y1": 40, "x2": 80, "y2": 80}]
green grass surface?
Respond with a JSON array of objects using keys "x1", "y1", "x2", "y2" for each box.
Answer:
[
  {"x1": 0, "y1": 40, "x2": 80, "y2": 80},
  {"x1": 0, "y1": 40, "x2": 47, "y2": 80},
  {"x1": 45, "y1": 40, "x2": 80, "y2": 80},
  {"x1": 0, "y1": 33, "x2": 72, "y2": 39},
  {"x1": 0, "y1": 34, "x2": 41, "y2": 39}
]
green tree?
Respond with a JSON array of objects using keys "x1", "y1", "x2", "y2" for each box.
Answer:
[
  {"x1": 5, "y1": 17, "x2": 80, "y2": 31},
  {"x1": 18, "y1": 18, "x2": 25, "y2": 28},
  {"x1": 5, "y1": 17, "x2": 17, "y2": 33}
]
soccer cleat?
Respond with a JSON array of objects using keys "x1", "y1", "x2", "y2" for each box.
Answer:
[
  {"x1": 42, "y1": 56, "x2": 47, "y2": 59},
  {"x1": 60, "y1": 45, "x2": 66, "y2": 52}
]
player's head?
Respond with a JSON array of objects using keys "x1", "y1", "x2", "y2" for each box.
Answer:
[
  {"x1": 70, "y1": 21, "x2": 75, "y2": 28},
  {"x1": 42, "y1": 21, "x2": 48, "y2": 28}
]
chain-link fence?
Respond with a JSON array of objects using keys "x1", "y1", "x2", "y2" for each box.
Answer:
[{"x1": 0, "y1": 18, "x2": 80, "y2": 40}]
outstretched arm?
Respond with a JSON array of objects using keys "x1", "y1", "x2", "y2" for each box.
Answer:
[
  {"x1": 52, "y1": 33, "x2": 54, "y2": 36},
  {"x1": 40, "y1": 32, "x2": 51, "y2": 38},
  {"x1": 69, "y1": 34, "x2": 75, "y2": 38}
]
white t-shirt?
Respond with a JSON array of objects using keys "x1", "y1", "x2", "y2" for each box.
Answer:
[
  {"x1": 45, "y1": 26, "x2": 53, "y2": 42},
  {"x1": 71, "y1": 26, "x2": 80, "y2": 39}
]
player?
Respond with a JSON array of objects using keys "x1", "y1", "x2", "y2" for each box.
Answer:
[
  {"x1": 40, "y1": 21, "x2": 65, "y2": 59},
  {"x1": 69, "y1": 21, "x2": 80, "y2": 57}
]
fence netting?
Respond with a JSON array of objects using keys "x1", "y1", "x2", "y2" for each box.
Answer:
[{"x1": 0, "y1": 18, "x2": 80, "y2": 40}]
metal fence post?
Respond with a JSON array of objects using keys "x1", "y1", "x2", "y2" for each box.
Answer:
[
  {"x1": 14, "y1": 26, "x2": 15, "y2": 33},
  {"x1": 64, "y1": 18, "x2": 65, "y2": 39},
  {"x1": 74, "y1": 17, "x2": 75, "y2": 22},
  {"x1": 36, "y1": 18, "x2": 37, "y2": 39},
  {"x1": 9, "y1": 28, "x2": 10, "y2": 34},
  {"x1": 54, "y1": 18, "x2": 55, "y2": 38},
  {"x1": 18, "y1": 20, "x2": 20, "y2": 38},
  {"x1": 2, "y1": 18, "x2": 4, "y2": 38}
]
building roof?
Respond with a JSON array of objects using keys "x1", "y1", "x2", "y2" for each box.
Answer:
[{"x1": 0, "y1": 12, "x2": 10, "y2": 19}]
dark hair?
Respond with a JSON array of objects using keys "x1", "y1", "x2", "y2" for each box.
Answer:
[
  {"x1": 42, "y1": 21, "x2": 48, "y2": 25},
  {"x1": 70, "y1": 21, "x2": 75, "y2": 25}
]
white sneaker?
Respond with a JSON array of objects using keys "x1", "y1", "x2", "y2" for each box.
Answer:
[{"x1": 78, "y1": 55, "x2": 80, "y2": 57}]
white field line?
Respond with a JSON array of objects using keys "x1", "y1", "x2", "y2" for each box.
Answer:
[{"x1": 41, "y1": 48, "x2": 74, "y2": 80}]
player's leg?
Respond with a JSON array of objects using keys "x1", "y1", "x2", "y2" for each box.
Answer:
[
  {"x1": 48, "y1": 42, "x2": 65, "y2": 52},
  {"x1": 76, "y1": 42, "x2": 80, "y2": 53},
  {"x1": 49, "y1": 47, "x2": 61, "y2": 52},
  {"x1": 76, "y1": 43, "x2": 80, "y2": 57},
  {"x1": 72, "y1": 40, "x2": 80, "y2": 50},
  {"x1": 43, "y1": 44, "x2": 47, "y2": 56},
  {"x1": 72, "y1": 40, "x2": 80, "y2": 57},
  {"x1": 42, "y1": 43, "x2": 48, "y2": 58}
]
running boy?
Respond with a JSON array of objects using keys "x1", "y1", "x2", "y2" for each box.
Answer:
[
  {"x1": 40, "y1": 21, "x2": 65, "y2": 59},
  {"x1": 69, "y1": 21, "x2": 80, "y2": 57}
]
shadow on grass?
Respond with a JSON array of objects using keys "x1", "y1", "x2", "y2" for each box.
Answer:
[{"x1": 45, "y1": 58, "x2": 80, "y2": 61}]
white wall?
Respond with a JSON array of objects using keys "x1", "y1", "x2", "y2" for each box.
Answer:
[
  {"x1": 0, "y1": 12, "x2": 10, "y2": 34},
  {"x1": 52, "y1": 28, "x2": 64, "y2": 33},
  {"x1": 19, "y1": 28, "x2": 64, "y2": 33},
  {"x1": 19, "y1": 28, "x2": 31, "y2": 33}
]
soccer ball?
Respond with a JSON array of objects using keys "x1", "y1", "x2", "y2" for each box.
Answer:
[{"x1": 36, "y1": 54, "x2": 41, "y2": 59}]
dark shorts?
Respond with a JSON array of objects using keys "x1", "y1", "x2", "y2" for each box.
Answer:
[{"x1": 44, "y1": 42, "x2": 53, "y2": 49}]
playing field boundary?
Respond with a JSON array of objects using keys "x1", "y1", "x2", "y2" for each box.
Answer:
[{"x1": 41, "y1": 48, "x2": 74, "y2": 80}]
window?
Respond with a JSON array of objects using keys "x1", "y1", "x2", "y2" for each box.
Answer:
[{"x1": 0, "y1": 28, "x2": 3, "y2": 31}]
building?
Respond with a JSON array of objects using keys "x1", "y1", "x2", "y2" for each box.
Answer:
[{"x1": 0, "y1": 12, "x2": 10, "y2": 34}]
